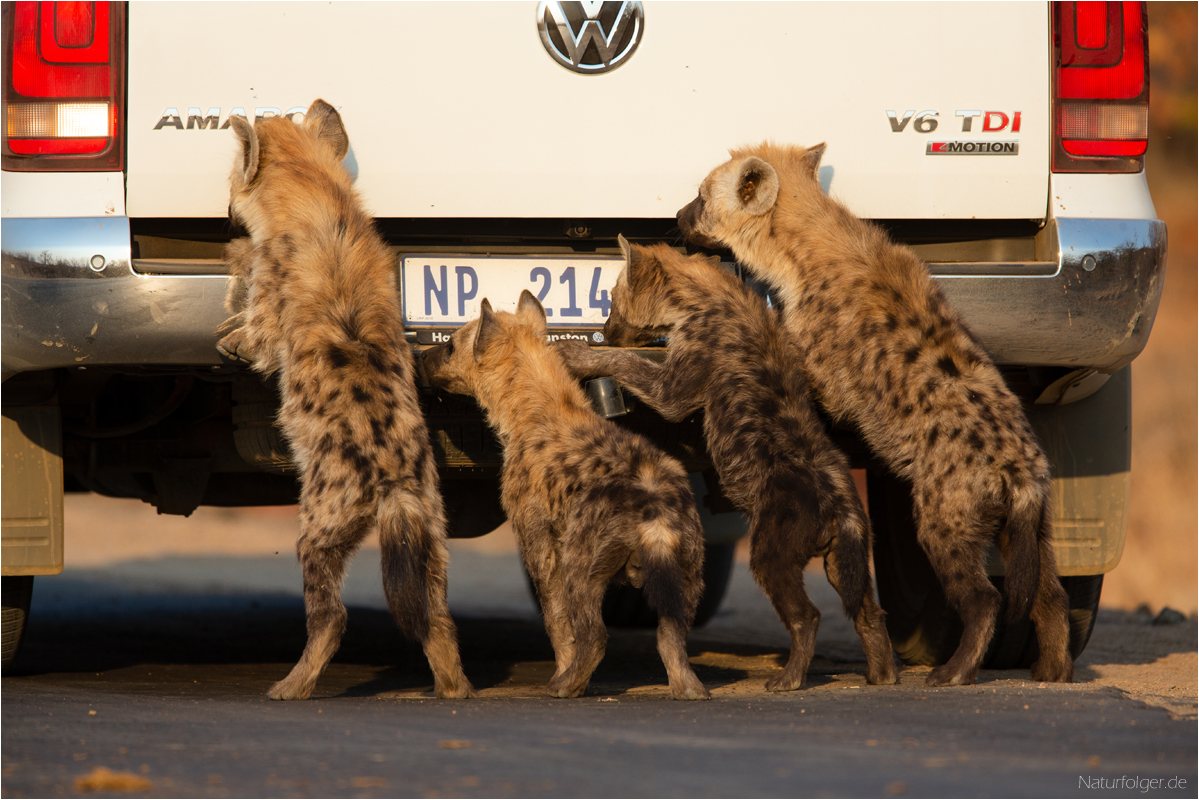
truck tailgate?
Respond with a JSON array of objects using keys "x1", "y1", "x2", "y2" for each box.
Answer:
[{"x1": 126, "y1": 2, "x2": 1049, "y2": 221}]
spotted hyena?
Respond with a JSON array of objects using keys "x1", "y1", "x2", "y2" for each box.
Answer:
[
  {"x1": 555, "y1": 237, "x2": 897, "y2": 691},
  {"x1": 423, "y1": 291, "x2": 710, "y2": 700},
  {"x1": 216, "y1": 100, "x2": 473, "y2": 700},
  {"x1": 676, "y1": 142, "x2": 1072, "y2": 686}
]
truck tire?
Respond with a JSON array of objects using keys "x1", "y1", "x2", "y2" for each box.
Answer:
[
  {"x1": 868, "y1": 470, "x2": 1102, "y2": 669},
  {"x1": 601, "y1": 541, "x2": 737, "y2": 629},
  {"x1": 2, "y1": 576, "x2": 34, "y2": 668}
]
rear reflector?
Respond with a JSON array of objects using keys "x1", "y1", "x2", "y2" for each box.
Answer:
[
  {"x1": 1052, "y1": 2, "x2": 1149, "y2": 173},
  {"x1": 2, "y1": 1, "x2": 125, "y2": 171}
]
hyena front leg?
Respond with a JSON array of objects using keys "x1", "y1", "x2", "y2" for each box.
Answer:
[
  {"x1": 216, "y1": 239, "x2": 258, "y2": 363},
  {"x1": 269, "y1": 509, "x2": 371, "y2": 701},
  {"x1": 554, "y1": 343, "x2": 700, "y2": 422},
  {"x1": 514, "y1": 520, "x2": 577, "y2": 678},
  {"x1": 377, "y1": 488, "x2": 474, "y2": 699}
]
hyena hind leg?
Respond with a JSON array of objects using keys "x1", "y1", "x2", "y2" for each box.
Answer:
[
  {"x1": 823, "y1": 547, "x2": 898, "y2": 686},
  {"x1": 1028, "y1": 537, "x2": 1072, "y2": 683},
  {"x1": 920, "y1": 520, "x2": 1000, "y2": 687},
  {"x1": 378, "y1": 490, "x2": 474, "y2": 699},
  {"x1": 269, "y1": 515, "x2": 370, "y2": 701},
  {"x1": 748, "y1": 515, "x2": 821, "y2": 692},
  {"x1": 515, "y1": 521, "x2": 577, "y2": 678},
  {"x1": 546, "y1": 555, "x2": 610, "y2": 699},
  {"x1": 655, "y1": 615, "x2": 710, "y2": 701}
]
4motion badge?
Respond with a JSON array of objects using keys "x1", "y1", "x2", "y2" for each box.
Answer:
[{"x1": 888, "y1": 109, "x2": 1023, "y2": 156}]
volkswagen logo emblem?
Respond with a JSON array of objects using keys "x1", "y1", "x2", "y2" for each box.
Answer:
[{"x1": 537, "y1": 1, "x2": 644, "y2": 75}]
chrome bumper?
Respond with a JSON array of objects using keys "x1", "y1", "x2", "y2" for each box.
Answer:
[{"x1": 1, "y1": 215, "x2": 1167, "y2": 380}]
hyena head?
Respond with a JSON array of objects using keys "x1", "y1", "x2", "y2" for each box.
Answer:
[
  {"x1": 227, "y1": 99, "x2": 351, "y2": 236},
  {"x1": 423, "y1": 290, "x2": 548, "y2": 399},
  {"x1": 675, "y1": 142, "x2": 826, "y2": 262},
  {"x1": 604, "y1": 235, "x2": 719, "y2": 347}
]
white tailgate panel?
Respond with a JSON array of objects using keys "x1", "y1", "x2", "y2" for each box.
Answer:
[{"x1": 126, "y1": 2, "x2": 1049, "y2": 220}]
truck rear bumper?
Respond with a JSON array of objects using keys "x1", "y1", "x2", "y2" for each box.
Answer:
[{"x1": 1, "y1": 215, "x2": 1166, "y2": 380}]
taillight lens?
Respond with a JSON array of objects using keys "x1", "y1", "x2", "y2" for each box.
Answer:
[
  {"x1": 2, "y1": 1, "x2": 126, "y2": 171},
  {"x1": 1052, "y1": 2, "x2": 1149, "y2": 173}
]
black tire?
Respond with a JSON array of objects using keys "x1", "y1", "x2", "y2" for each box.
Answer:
[
  {"x1": 868, "y1": 470, "x2": 1102, "y2": 669},
  {"x1": 2, "y1": 576, "x2": 34, "y2": 668},
  {"x1": 600, "y1": 541, "x2": 737, "y2": 629}
]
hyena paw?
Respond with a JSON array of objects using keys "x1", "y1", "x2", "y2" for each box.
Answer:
[
  {"x1": 435, "y1": 677, "x2": 477, "y2": 700},
  {"x1": 216, "y1": 327, "x2": 256, "y2": 364},
  {"x1": 1030, "y1": 658, "x2": 1073, "y2": 684},
  {"x1": 925, "y1": 664, "x2": 975, "y2": 687},
  {"x1": 671, "y1": 678, "x2": 712, "y2": 701},
  {"x1": 267, "y1": 675, "x2": 314, "y2": 701},
  {"x1": 764, "y1": 671, "x2": 805, "y2": 693},
  {"x1": 546, "y1": 675, "x2": 587, "y2": 699},
  {"x1": 867, "y1": 660, "x2": 900, "y2": 686}
]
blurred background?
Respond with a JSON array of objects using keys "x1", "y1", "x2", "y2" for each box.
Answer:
[
  {"x1": 1103, "y1": 1, "x2": 1197, "y2": 614},
  {"x1": 57, "y1": 4, "x2": 1197, "y2": 617}
]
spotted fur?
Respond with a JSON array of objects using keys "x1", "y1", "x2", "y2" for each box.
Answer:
[
  {"x1": 677, "y1": 142, "x2": 1072, "y2": 686},
  {"x1": 556, "y1": 237, "x2": 897, "y2": 690},
  {"x1": 215, "y1": 100, "x2": 473, "y2": 701},
  {"x1": 423, "y1": 291, "x2": 710, "y2": 700}
]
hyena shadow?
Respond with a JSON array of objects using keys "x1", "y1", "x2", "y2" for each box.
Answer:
[{"x1": 339, "y1": 615, "x2": 754, "y2": 699}]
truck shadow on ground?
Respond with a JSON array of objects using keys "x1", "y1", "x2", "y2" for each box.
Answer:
[{"x1": 9, "y1": 559, "x2": 1195, "y2": 701}]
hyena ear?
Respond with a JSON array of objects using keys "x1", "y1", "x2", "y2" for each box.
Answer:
[
  {"x1": 516, "y1": 289, "x2": 547, "y2": 330},
  {"x1": 800, "y1": 142, "x2": 827, "y2": 180},
  {"x1": 302, "y1": 99, "x2": 350, "y2": 162},
  {"x1": 474, "y1": 298, "x2": 500, "y2": 363},
  {"x1": 733, "y1": 156, "x2": 779, "y2": 216},
  {"x1": 617, "y1": 233, "x2": 633, "y2": 263},
  {"x1": 623, "y1": 240, "x2": 661, "y2": 289},
  {"x1": 230, "y1": 115, "x2": 259, "y2": 183}
]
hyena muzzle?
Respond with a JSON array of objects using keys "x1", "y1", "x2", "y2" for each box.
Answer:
[
  {"x1": 217, "y1": 99, "x2": 473, "y2": 700},
  {"x1": 423, "y1": 290, "x2": 710, "y2": 700},
  {"x1": 676, "y1": 142, "x2": 1072, "y2": 687},
  {"x1": 556, "y1": 236, "x2": 897, "y2": 691}
]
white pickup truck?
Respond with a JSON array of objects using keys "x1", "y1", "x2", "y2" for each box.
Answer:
[{"x1": 2, "y1": 2, "x2": 1165, "y2": 670}]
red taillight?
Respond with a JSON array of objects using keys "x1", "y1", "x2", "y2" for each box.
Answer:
[
  {"x1": 2, "y1": 1, "x2": 126, "y2": 171},
  {"x1": 1052, "y1": 2, "x2": 1149, "y2": 173}
]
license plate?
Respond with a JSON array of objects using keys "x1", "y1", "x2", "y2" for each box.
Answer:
[{"x1": 400, "y1": 255, "x2": 622, "y2": 331}]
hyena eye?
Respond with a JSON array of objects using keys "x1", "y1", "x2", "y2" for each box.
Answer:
[{"x1": 446, "y1": 337, "x2": 456, "y2": 356}]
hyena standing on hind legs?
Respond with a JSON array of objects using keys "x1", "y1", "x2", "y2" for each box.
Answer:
[
  {"x1": 423, "y1": 291, "x2": 710, "y2": 700},
  {"x1": 556, "y1": 236, "x2": 896, "y2": 691},
  {"x1": 677, "y1": 142, "x2": 1073, "y2": 687},
  {"x1": 216, "y1": 99, "x2": 473, "y2": 700}
]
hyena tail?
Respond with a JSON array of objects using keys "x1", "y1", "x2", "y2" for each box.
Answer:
[
  {"x1": 636, "y1": 519, "x2": 702, "y2": 626},
  {"x1": 376, "y1": 489, "x2": 437, "y2": 642},
  {"x1": 1001, "y1": 487, "x2": 1046, "y2": 623},
  {"x1": 831, "y1": 499, "x2": 870, "y2": 622}
]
